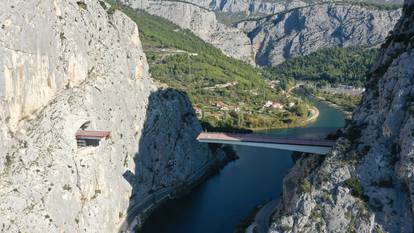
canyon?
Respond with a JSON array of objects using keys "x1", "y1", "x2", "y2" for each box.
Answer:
[
  {"x1": 269, "y1": 1, "x2": 414, "y2": 232},
  {"x1": 0, "y1": 1, "x2": 222, "y2": 232},
  {"x1": 0, "y1": 0, "x2": 412, "y2": 232},
  {"x1": 121, "y1": 0, "x2": 402, "y2": 65}
]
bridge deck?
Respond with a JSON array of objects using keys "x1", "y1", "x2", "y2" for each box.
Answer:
[{"x1": 197, "y1": 132, "x2": 336, "y2": 147}]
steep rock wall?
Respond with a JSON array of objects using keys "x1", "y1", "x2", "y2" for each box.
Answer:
[
  {"x1": 269, "y1": 0, "x2": 414, "y2": 232},
  {"x1": 0, "y1": 1, "x2": 220, "y2": 232},
  {"x1": 239, "y1": 2, "x2": 401, "y2": 65},
  {"x1": 0, "y1": 0, "x2": 147, "y2": 152},
  {"x1": 121, "y1": 0, "x2": 255, "y2": 64},
  {"x1": 121, "y1": 0, "x2": 400, "y2": 66}
]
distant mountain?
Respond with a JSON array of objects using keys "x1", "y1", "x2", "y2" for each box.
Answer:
[
  {"x1": 117, "y1": 7, "x2": 316, "y2": 130},
  {"x1": 121, "y1": 0, "x2": 401, "y2": 66}
]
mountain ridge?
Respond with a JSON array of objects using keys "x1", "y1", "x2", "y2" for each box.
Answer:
[
  {"x1": 269, "y1": 0, "x2": 414, "y2": 231},
  {"x1": 121, "y1": 0, "x2": 401, "y2": 65}
]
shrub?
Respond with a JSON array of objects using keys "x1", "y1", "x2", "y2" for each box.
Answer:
[
  {"x1": 76, "y1": 1, "x2": 87, "y2": 10},
  {"x1": 344, "y1": 177, "x2": 367, "y2": 201},
  {"x1": 99, "y1": 0, "x2": 107, "y2": 9},
  {"x1": 300, "y1": 179, "x2": 312, "y2": 193},
  {"x1": 62, "y1": 184, "x2": 72, "y2": 191},
  {"x1": 280, "y1": 224, "x2": 292, "y2": 232}
]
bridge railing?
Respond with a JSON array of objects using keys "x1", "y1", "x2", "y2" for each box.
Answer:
[{"x1": 198, "y1": 132, "x2": 337, "y2": 146}]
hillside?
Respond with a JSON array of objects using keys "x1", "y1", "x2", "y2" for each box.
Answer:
[
  {"x1": 121, "y1": 0, "x2": 401, "y2": 66},
  {"x1": 114, "y1": 4, "x2": 315, "y2": 130},
  {"x1": 268, "y1": 47, "x2": 379, "y2": 87}
]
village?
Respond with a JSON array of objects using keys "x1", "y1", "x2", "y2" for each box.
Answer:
[{"x1": 190, "y1": 79, "x2": 314, "y2": 130}]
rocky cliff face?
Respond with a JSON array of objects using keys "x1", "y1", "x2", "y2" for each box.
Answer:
[
  {"x1": 269, "y1": 1, "x2": 414, "y2": 232},
  {"x1": 121, "y1": 0, "x2": 401, "y2": 66},
  {"x1": 0, "y1": 0, "x2": 220, "y2": 232},
  {"x1": 238, "y1": 2, "x2": 402, "y2": 66},
  {"x1": 120, "y1": 0, "x2": 255, "y2": 64}
]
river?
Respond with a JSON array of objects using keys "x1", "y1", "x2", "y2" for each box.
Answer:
[{"x1": 141, "y1": 98, "x2": 345, "y2": 233}]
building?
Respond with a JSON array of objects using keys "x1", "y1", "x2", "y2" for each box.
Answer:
[
  {"x1": 264, "y1": 101, "x2": 284, "y2": 110},
  {"x1": 76, "y1": 130, "x2": 111, "y2": 147},
  {"x1": 193, "y1": 106, "x2": 202, "y2": 115},
  {"x1": 272, "y1": 102, "x2": 284, "y2": 109},
  {"x1": 264, "y1": 101, "x2": 273, "y2": 108}
]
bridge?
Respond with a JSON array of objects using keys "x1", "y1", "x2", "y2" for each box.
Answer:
[{"x1": 197, "y1": 132, "x2": 336, "y2": 155}]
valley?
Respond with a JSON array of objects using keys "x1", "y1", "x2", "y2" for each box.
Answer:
[
  {"x1": 115, "y1": 5, "x2": 318, "y2": 130},
  {"x1": 0, "y1": 1, "x2": 412, "y2": 233}
]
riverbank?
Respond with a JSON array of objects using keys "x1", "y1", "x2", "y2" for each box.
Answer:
[
  {"x1": 248, "y1": 106, "x2": 320, "y2": 132},
  {"x1": 122, "y1": 146, "x2": 238, "y2": 232},
  {"x1": 296, "y1": 87, "x2": 354, "y2": 119},
  {"x1": 239, "y1": 95, "x2": 345, "y2": 233},
  {"x1": 245, "y1": 199, "x2": 279, "y2": 233},
  {"x1": 202, "y1": 104, "x2": 321, "y2": 133},
  {"x1": 141, "y1": 95, "x2": 345, "y2": 233},
  {"x1": 310, "y1": 95, "x2": 353, "y2": 119}
]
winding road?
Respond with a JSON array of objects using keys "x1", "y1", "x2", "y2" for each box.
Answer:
[
  {"x1": 246, "y1": 200, "x2": 279, "y2": 233},
  {"x1": 119, "y1": 158, "x2": 220, "y2": 232}
]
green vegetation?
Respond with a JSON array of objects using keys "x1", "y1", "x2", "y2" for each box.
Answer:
[
  {"x1": 318, "y1": 92, "x2": 361, "y2": 112},
  {"x1": 349, "y1": 0, "x2": 403, "y2": 10},
  {"x1": 226, "y1": 0, "x2": 401, "y2": 25},
  {"x1": 268, "y1": 47, "x2": 378, "y2": 88},
  {"x1": 300, "y1": 0, "x2": 402, "y2": 10},
  {"x1": 76, "y1": 1, "x2": 87, "y2": 10},
  {"x1": 112, "y1": 3, "x2": 314, "y2": 130},
  {"x1": 303, "y1": 86, "x2": 361, "y2": 112},
  {"x1": 280, "y1": 224, "x2": 292, "y2": 231},
  {"x1": 344, "y1": 177, "x2": 366, "y2": 201},
  {"x1": 300, "y1": 178, "x2": 312, "y2": 193},
  {"x1": 215, "y1": 11, "x2": 251, "y2": 25}
]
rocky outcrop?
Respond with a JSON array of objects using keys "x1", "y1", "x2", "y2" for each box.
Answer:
[
  {"x1": 238, "y1": 2, "x2": 402, "y2": 66},
  {"x1": 121, "y1": 0, "x2": 401, "y2": 66},
  {"x1": 0, "y1": 0, "x2": 220, "y2": 232},
  {"x1": 0, "y1": 0, "x2": 147, "y2": 153},
  {"x1": 269, "y1": 0, "x2": 414, "y2": 232},
  {"x1": 121, "y1": 0, "x2": 255, "y2": 64},
  {"x1": 127, "y1": 88, "x2": 222, "y2": 211},
  {"x1": 209, "y1": 0, "x2": 404, "y2": 15},
  {"x1": 210, "y1": 0, "x2": 307, "y2": 15}
]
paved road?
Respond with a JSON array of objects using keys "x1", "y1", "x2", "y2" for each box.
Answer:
[
  {"x1": 198, "y1": 132, "x2": 336, "y2": 147},
  {"x1": 246, "y1": 200, "x2": 279, "y2": 233},
  {"x1": 246, "y1": 223, "x2": 258, "y2": 233},
  {"x1": 119, "y1": 159, "x2": 219, "y2": 232}
]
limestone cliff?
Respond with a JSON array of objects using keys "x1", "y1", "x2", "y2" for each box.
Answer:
[
  {"x1": 0, "y1": 0, "x2": 221, "y2": 232},
  {"x1": 269, "y1": 0, "x2": 414, "y2": 232},
  {"x1": 120, "y1": 0, "x2": 255, "y2": 64},
  {"x1": 121, "y1": 0, "x2": 401, "y2": 66},
  {"x1": 237, "y1": 1, "x2": 402, "y2": 66}
]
